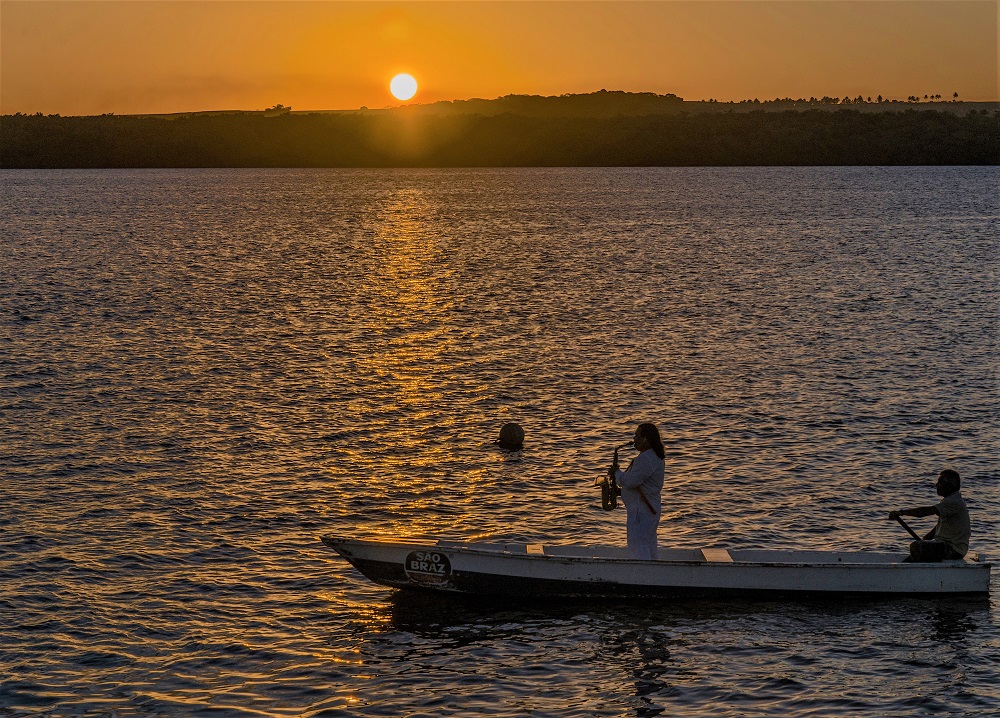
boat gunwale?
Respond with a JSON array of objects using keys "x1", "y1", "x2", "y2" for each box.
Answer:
[{"x1": 320, "y1": 536, "x2": 991, "y2": 570}]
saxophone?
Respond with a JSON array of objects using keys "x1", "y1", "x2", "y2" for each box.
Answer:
[{"x1": 595, "y1": 441, "x2": 633, "y2": 511}]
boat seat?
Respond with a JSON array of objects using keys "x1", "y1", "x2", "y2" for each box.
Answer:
[
  {"x1": 526, "y1": 544, "x2": 545, "y2": 556},
  {"x1": 702, "y1": 548, "x2": 734, "y2": 563}
]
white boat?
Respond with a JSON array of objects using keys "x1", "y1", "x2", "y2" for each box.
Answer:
[{"x1": 322, "y1": 537, "x2": 991, "y2": 597}]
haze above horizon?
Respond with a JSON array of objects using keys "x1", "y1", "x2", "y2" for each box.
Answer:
[{"x1": 1, "y1": 1, "x2": 997, "y2": 116}]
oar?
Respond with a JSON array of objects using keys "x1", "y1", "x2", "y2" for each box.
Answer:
[{"x1": 895, "y1": 515, "x2": 921, "y2": 541}]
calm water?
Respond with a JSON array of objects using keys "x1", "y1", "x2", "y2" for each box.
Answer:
[{"x1": 1, "y1": 167, "x2": 998, "y2": 716}]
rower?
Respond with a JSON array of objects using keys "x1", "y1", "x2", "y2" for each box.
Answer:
[{"x1": 888, "y1": 469, "x2": 970, "y2": 562}]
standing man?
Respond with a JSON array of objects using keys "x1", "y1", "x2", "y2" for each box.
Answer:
[
  {"x1": 889, "y1": 469, "x2": 970, "y2": 562},
  {"x1": 615, "y1": 423, "x2": 665, "y2": 560}
]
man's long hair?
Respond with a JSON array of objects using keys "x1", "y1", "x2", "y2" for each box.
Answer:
[{"x1": 637, "y1": 423, "x2": 665, "y2": 460}]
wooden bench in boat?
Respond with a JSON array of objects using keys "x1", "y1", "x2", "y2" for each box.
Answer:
[{"x1": 702, "y1": 548, "x2": 734, "y2": 563}]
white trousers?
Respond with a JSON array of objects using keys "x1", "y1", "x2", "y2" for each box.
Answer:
[{"x1": 626, "y1": 501, "x2": 659, "y2": 560}]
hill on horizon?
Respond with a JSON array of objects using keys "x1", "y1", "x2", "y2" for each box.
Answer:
[
  {"x1": 4, "y1": 103, "x2": 998, "y2": 168},
  {"x1": 123, "y1": 90, "x2": 999, "y2": 121}
]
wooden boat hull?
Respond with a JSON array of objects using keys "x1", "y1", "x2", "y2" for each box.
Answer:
[{"x1": 322, "y1": 537, "x2": 991, "y2": 597}]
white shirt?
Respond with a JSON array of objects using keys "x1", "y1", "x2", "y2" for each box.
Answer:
[
  {"x1": 615, "y1": 448, "x2": 664, "y2": 514},
  {"x1": 934, "y1": 491, "x2": 970, "y2": 556}
]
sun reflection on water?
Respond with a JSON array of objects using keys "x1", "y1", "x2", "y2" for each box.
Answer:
[{"x1": 3, "y1": 167, "x2": 997, "y2": 717}]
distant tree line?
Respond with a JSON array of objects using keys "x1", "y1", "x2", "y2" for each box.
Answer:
[
  {"x1": 2, "y1": 108, "x2": 997, "y2": 168},
  {"x1": 735, "y1": 93, "x2": 961, "y2": 105}
]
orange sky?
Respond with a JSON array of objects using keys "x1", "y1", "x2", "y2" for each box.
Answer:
[{"x1": 1, "y1": 1, "x2": 997, "y2": 115}]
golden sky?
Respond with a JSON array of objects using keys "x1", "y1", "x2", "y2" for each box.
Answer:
[{"x1": 1, "y1": 1, "x2": 997, "y2": 115}]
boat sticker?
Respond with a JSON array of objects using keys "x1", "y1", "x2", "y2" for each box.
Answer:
[{"x1": 404, "y1": 550, "x2": 452, "y2": 586}]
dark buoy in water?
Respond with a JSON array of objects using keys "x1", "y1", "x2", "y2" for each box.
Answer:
[{"x1": 496, "y1": 423, "x2": 524, "y2": 450}]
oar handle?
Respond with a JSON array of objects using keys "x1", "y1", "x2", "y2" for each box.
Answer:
[{"x1": 895, "y1": 515, "x2": 921, "y2": 541}]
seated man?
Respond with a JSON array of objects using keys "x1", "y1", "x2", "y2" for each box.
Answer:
[{"x1": 889, "y1": 469, "x2": 970, "y2": 562}]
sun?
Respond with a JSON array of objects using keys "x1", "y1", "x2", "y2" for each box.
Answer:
[{"x1": 389, "y1": 73, "x2": 418, "y2": 101}]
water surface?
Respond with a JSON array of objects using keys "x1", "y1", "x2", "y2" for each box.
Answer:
[{"x1": 1, "y1": 167, "x2": 998, "y2": 716}]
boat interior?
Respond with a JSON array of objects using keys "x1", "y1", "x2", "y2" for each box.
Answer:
[{"x1": 430, "y1": 541, "x2": 983, "y2": 565}]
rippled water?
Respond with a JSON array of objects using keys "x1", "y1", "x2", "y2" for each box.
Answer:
[{"x1": 1, "y1": 167, "x2": 998, "y2": 716}]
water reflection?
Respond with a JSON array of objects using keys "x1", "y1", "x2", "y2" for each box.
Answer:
[
  {"x1": 926, "y1": 597, "x2": 989, "y2": 642},
  {"x1": 604, "y1": 625, "x2": 674, "y2": 716},
  {"x1": 357, "y1": 590, "x2": 994, "y2": 716},
  {"x1": 4, "y1": 166, "x2": 998, "y2": 717}
]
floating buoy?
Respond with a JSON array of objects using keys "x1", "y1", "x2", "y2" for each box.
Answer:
[{"x1": 496, "y1": 422, "x2": 524, "y2": 450}]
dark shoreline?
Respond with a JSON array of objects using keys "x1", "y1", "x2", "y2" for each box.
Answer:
[{"x1": 3, "y1": 107, "x2": 998, "y2": 168}]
